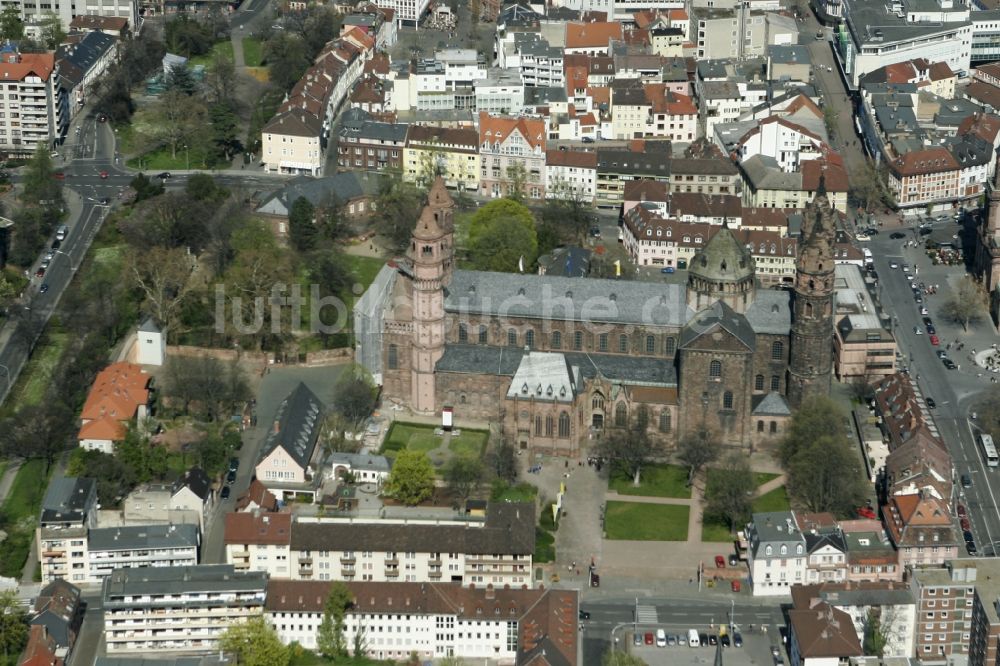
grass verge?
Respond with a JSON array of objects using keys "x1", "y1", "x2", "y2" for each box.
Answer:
[
  {"x1": 448, "y1": 429, "x2": 488, "y2": 458},
  {"x1": 0, "y1": 459, "x2": 52, "y2": 577},
  {"x1": 14, "y1": 330, "x2": 69, "y2": 408},
  {"x1": 381, "y1": 422, "x2": 442, "y2": 457},
  {"x1": 605, "y1": 501, "x2": 689, "y2": 541},
  {"x1": 242, "y1": 37, "x2": 263, "y2": 67},
  {"x1": 753, "y1": 485, "x2": 791, "y2": 513},
  {"x1": 609, "y1": 463, "x2": 691, "y2": 499}
]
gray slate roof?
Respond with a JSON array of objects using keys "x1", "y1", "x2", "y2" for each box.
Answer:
[
  {"x1": 338, "y1": 119, "x2": 409, "y2": 143},
  {"x1": 436, "y1": 344, "x2": 678, "y2": 386},
  {"x1": 748, "y1": 511, "x2": 806, "y2": 559},
  {"x1": 137, "y1": 316, "x2": 160, "y2": 334},
  {"x1": 680, "y1": 301, "x2": 757, "y2": 350},
  {"x1": 88, "y1": 523, "x2": 199, "y2": 552},
  {"x1": 256, "y1": 171, "x2": 385, "y2": 217},
  {"x1": 768, "y1": 44, "x2": 810, "y2": 65},
  {"x1": 444, "y1": 269, "x2": 692, "y2": 326},
  {"x1": 745, "y1": 289, "x2": 792, "y2": 335},
  {"x1": 290, "y1": 502, "x2": 536, "y2": 555},
  {"x1": 259, "y1": 382, "x2": 324, "y2": 470},
  {"x1": 752, "y1": 392, "x2": 792, "y2": 416},
  {"x1": 173, "y1": 466, "x2": 211, "y2": 500},
  {"x1": 328, "y1": 452, "x2": 392, "y2": 472},
  {"x1": 57, "y1": 31, "x2": 116, "y2": 87},
  {"x1": 40, "y1": 477, "x2": 96, "y2": 525},
  {"x1": 102, "y1": 565, "x2": 267, "y2": 603}
]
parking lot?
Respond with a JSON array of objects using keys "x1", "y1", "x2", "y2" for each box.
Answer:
[{"x1": 626, "y1": 626, "x2": 784, "y2": 665}]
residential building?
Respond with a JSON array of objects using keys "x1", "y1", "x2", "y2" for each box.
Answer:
[
  {"x1": 473, "y1": 72, "x2": 525, "y2": 114},
  {"x1": 37, "y1": 478, "x2": 98, "y2": 584},
  {"x1": 910, "y1": 558, "x2": 986, "y2": 661},
  {"x1": 370, "y1": 0, "x2": 428, "y2": 27},
  {"x1": 478, "y1": 112, "x2": 546, "y2": 199},
  {"x1": 564, "y1": 21, "x2": 622, "y2": 56},
  {"x1": 833, "y1": 264, "x2": 896, "y2": 380},
  {"x1": 545, "y1": 149, "x2": 597, "y2": 203},
  {"x1": 788, "y1": 598, "x2": 865, "y2": 665},
  {"x1": 255, "y1": 172, "x2": 386, "y2": 230},
  {"x1": 22, "y1": 0, "x2": 138, "y2": 35},
  {"x1": 767, "y1": 45, "x2": 813, "y2": 84},
  {"x1": 882, "y1": 493, "x2": 959, "y2": 568},
  {"x1": 56, "y1": 31, "x2": 118, "y2": 113},
  {"x1": 885, "y1": 147, "x2": 963, "y2": 210},
  {"x1": 254, "y1": 382, "x2": 325, "y2": 501},
  {"x1": 403, "y1": 124, "x2": 479, "y2": 191},
  {"x1": 67, "y1": 15, "x2": 129, "y2": 38},
  {"x1": 224, "y1": 503, "x2": 535, "y2": 586},
  {"x1": 734, "y1": 117, "x2": 829, "y2": 173},
  {"x1": 871, "y1": 372, "x2": 938, "y2": 451},
  {"x1": 86, "y1": 524, "x2": 200, "y2": 582},
  {"x1": 858, "y1": 58, "x2": 958, "y2": 98},
  {"x1": 884, "y1": 431, "x2": 953, "y2": 501},
  {"x1": 843, "y1": 527, "x2": 901, "y2": 583},
  {"x1": 78, "y1": 362, "x2": 151, "y2": 454},
  {"x1": 102, "y1": 565, "x2": 267, "y2": 654},
  {"x1": 594, "y1": 146, "x2": 671, "y2": 207},
  {"x1": 19, "y1": 625, "x2": 63, "y2": 666},
  {"x1": 336, "y1": 114, "x2": 408, "y2": 171},
  {"x1": 235, "y1": 480, "x2": 278, "y2": 513},
  {"x1": 122, "y1": 467, "x2": 214, "y2": 531},
  {"x1": 265, "y1": 580, "x2": 578, "y2": 664},
  {"x1": 0, "y1": 45, "x2": 66, "y2": 157},
  {"x1": 740, "y1": 154, "x2": 849, "y2": 213},
  {"x1": 327, "y1": 453, "x2": 392, "y2": 489},
  {"x1": 24, "y1": 580, "x2": 83, "y2": 665},
  {"x1": 746, "y1": 511, "x2": 808, "y2": 596},
  {"x1": 261, "y1": 108, "x2": 325, "y2": 177},
  {"x1": 495, "y1": 32, "x2": 564, "y2": 88}
]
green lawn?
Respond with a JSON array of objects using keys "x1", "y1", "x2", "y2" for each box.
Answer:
[
  {"x1": 609, "y1": 463, "x2": 691, "y2": 499},
  {"x1": 380, "y1": 422, "x2": 443, "y2": 457},
  {"x1": 0, "y1": 460, "x2": 52, "y2": 577},
  {"x1": 15, "y1": 331, "x2": 69, "y2": 407},
  {"x1": 448, "y1": 429, "x2": 488, "y2": 458},
  {"x1": 126, "y1": 143, "x2": 215, "y2": 171},
  {"x1": 604, "y1": 501, "x2": 689, "y2": 541},
  {"x1": 491, "y1": 481, "x2": 537, "y2": 503},
  {"x1": 343, "y1": 255, "x2": 385, "y2": 293},
  {"x1": 753, "y1": 472, "x2": 780, "y2": 488},
  {"x1": 242, "y1": 37, "x2": 263, "y2": 67},
  {"x1": 534, "y1": 526, "x2": 555, "y2": 562},
  {"x1": 188, "y1": 40, "x2": 235, "y2": 67},
  {"x1": 753, "y1": 485, "x2": 791, "y2": 513},
  {"x1": 701, "y1": 518, "x2": 737, "y2": 543}
]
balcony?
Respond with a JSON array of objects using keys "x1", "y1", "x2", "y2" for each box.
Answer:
[
  {"x1": 299, "y1": 566, "x2": 313, "y2": 576},
  {"x1": 298, "y1": 556, "x2": 312, "y2": 565},
  {"x1": 429, "y1": 570, "x2": 443, "y2": 579},
  {"x1": 341, "y1": 568, "x2": 355, "y2": 578},
  {"x1": 340, "y1": 556, "x2": 355, "y2": 564},
  {"x1": 384, "y1": 557, "x2": 398, "y2": 566},
  {"x1": 428, "y1": 558, "x2": 442, "y2": 566}
]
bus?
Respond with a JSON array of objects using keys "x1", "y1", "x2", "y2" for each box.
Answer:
[{"x1": 980, "y1": 433, "x2": 999, "y2": 468}]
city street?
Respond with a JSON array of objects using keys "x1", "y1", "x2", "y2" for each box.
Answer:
[{"x1": 866, "y1": 223, "x2": 1000, "y2": 552}]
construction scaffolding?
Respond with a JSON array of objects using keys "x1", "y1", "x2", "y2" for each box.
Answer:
[{"x1": 353, "y1": 263, "x2": 398, "y2": 385}]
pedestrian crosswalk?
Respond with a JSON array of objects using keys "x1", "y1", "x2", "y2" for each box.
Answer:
[{"x1": 636, "y1": 604, "x2": 658, "y2": 624}]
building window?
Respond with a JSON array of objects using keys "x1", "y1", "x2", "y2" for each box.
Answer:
[
  {"x1": 646, "y1": 335, "x2": 655, "y2": 354},
  {"x1": 618, "y1": 335, "x2": 628, "y2": 353},
  {"x1": 545, "y1": 416, "x2": 554, "y2": 436},
  {"x1": 458, "y1": 324, "x2": 468, "y2": 343},
  {"x1": 552, "y1": 331, "x2": 562, "y2": 349},
  {"x1": 755, "y1": 375, "x2": 764, "y2": 391},
  {"x1": 757, "y1": 420, "x2": 764, "y2": 432},
  {"x1": 770, "y1": 421, "x2": 777, "y2": 434},
  {"x1": 535, "y1": 416, "x2": 542, "y2": 436},
  {"x1": 771, "y1": 375, "x2": 780, "y2": 391},
  {"x1": 525, "y1": 329, "x2": 535, "y2": 349},
  {"x1": 615, "y1": 403, "x2": 627, "y2": 427},
  {"x1": 665, "y1": 337, "x2": 676, "y2": 355},
  {"x1": 710, "y1": 360, "x2": 722, "y2": 378},
  {"x1": 479, "y1": 325, "x2": 488, "y2": 344},
  {"x1": 599, "y1": 333, "x2": 608, "y2": 352},
  {"x1": 659, "y1": 411, "x2": 671, "y2": 433},
  {"x1": 508, "y1": 329, "x2": 517, "y2": 346},
  {"x1": 771, "y1": 341, "x2": 784, "y2": 360},
  {"x1": 388, "y1": 344, "x2": 399, "y2": 369},
  {"x1": 558, "y1": 412, "x2": 570, "y2": 438},
  {"x1": 574, "y1": 331, "x2": 584, "y2": 350},
  {"x1": 723, "y1": 391, "x2": 734, "y2": 410},
  {"x1": 592, "y1": 395, "x2": 604, "y2": 410}
]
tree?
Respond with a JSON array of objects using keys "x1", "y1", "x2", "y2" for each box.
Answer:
[
  {"x1": 823, "y1": 105, "x2": 839, "y2": 141},
  {"x1": 505, "y1": 163, "x2": 528, "y2": 201},
  {"x1": 204, "y1": 48, "x2": 237, "y2": 105},
  {"x1": 166, "y1": 63, "x2": 198, "y2": 95},
  {"x1": 487, "y1": 439, "x2": 518, "y2": 484},
  {"x1": 38, "y1": 12, "x2": 65, "y2": 49},
  {"x1": 129, "y1": 172, "x2": 165, "y2": 203},
  {"x1": 704, "y1": 452, "x2": 755, "y2": 534},
  {"x1": 385, "y1": 450, "x2": 435, "y2": 505},
  {"x1": 444, "y1": 456, "x2": 483, "y2": 504},
  {"x1": 468, "y1": 199, "x2": 538, "y2": 272},
  {"x1": 186, "y1": 173, "x2": 227, "y2": 202},
  {"x1": 315, "y1": 581, "x2": 353, "y2": 659},
  {"x1": 0, "y1": 402, "x2": 75, "y2": 473},
  {"x1": 288, "y1": 196, "x2": 318, "y2": 252},
  {"x1": 220, "y1": 617, "x2": 289, "y2": 666},
  {"x1": 0, "y1": 7, "x2": 23, "y2": 40},
  {"x1": 21, "y1": 143, "x2": 62, "y2": 209},
  {"x1": 595, "y1": 418, "x2": 657, "y2": 485},
  {"x1": 149, "y1": 88, "x2": 206, "y2": 159},
  {"x1": 209, "y1": 101, "x2": 241, "y2": 164},
  {"x1": 416, "y1": 140, "x2": 447, "y2": 188},
  {"x1": 779, "y1": 396, "x2": 844, "y2": 467},
  {"x1": 318, "y1": 192, "x2": 350, "y2": 241},
  {"x1": 165, "y1": 14, "x2": 213, "y2": 57},
  {"x1": 163, "y1": 356, "x2": 250, "y2": 420},
  {"x1": 602, "y1": 650, "x2": 647, "y2": 666},
  {"x1": 264, "y1": 32, "x2": 310, "y2": 92},
  {"x1": 677, "y1": 426, "x2": 722, "y2": 485},
  {"x1": 331, "y1": 367, "x2": 377, "y2": 426},
  {"x1": 373, "y1": 177, "x2": 423, "y2": 252},
  {"x1": 940, "y1": 279, "x2": 984, "y2": 332},
  {"x1": 0, "y1": 590, "x2": 28, "y2": 663},
  {"x1": 126, "y1": 246, "x2": 196, "y2": 337},
  {"x1": 862, "y1": 607, "x2": 889, "y2": 657},
  {"x1": 116, "y1": 426, "x2": 169, "y2": 483}
]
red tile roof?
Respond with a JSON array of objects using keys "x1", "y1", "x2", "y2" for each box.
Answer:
[
  {"x1": 478, "y1": 112, "x2": 545, "y2": 151},
  {"x1": 224, "y1": 511, "x2": 292, "y2": 545},
  {"x1": 565, "y1": 21, "x2": 622, "y2": 49},
  {"x1": 890, "y1": 146, "x2": 960, "y2": 177},
  {"x1": 80, "y1": 363, "x2": 148, "y2": 423},
  {"x1": 0, "y1": 52, "x2": 54, "y2": 83}
]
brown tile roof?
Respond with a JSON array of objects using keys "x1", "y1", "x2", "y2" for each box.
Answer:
[
  {"x1": 546, "y1": 149, "x2": 597, "y2": 169},
  {"x1": 802, "y1": 156, "x2": 849, "y2": 193},
  {"x1": 928, "y1": 61, "x2": 954, "y2": 81},
  {"x1": 565, "y1": 21, "x2": 622, "y2": 49},
  {"x1": 69, "y1": 14, "x2": 128, "y2": 31},
  {"x1": 741, "y1": 206, "x2": 795, "y2": 228},
  {"x1": 407, "y1": 124, "x2": 478, "y2": 151},
  {"x1": 794, "y1": 512, "x2": 838, "y2": 532},
  {"x1": 78, "y1": 417, "x2": 126, "y2": 442},
  {"x1": 623, "y1": 179, "x2": 669, "y2": 203},
  {"x1": 788, "y1": 601, "x2": 862, "y2": 659},
  {"x1": 586, "y1": 86, "x2": 610, "y2": 106},
  {"x1": 478, "y1": 112, "x2": 545, "y2": 151},
  {"x1": 885, "y1": 429, "x2": 952, "y2": 498},
  {"x1": 957, "y1": 112, "x2": 1000, "y2": 145},
  {"x1": 263, "y1": 107, "x2": 323, "y2": 138},
  {"x1": 291, "y1": 502, "x2": 535, "y2": 555},
  {"x1": 623, "y1": 28, "x2": 649, "y2": 46},
  {"x1": 966, "y1": 80, "x2": 1000, "y2": 110},
  {"x1": 977, "y1": 62, "x2": 1000, "y2": 81},
  {"x1": 224, "y1": 511, "x2": 292, "y2": 545},
  {"x1": 882, "y1": 493, "x2": 958, "y2": 548},
  {"x1": 633, "y1": 9, "x2": 656, "y2": 28},
  {"x1": 236, "y1": 479, "x2": 278, "y2": 512},
  {"x1": 19, "y1": 625, "x2": 62, "y2": 666},
  {"x1": 671, "y1": 192, "x2": 742, "y2": 219},
  {"x1": 364, "y1": 52, "x2": 390, "y2": 77}
]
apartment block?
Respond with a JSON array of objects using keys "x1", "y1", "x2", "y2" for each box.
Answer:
[
  {"x1": 833, "y1": 264, "x2": 897, "y2": 380},
  {"x1": 38, "y1": 478, "x2": 98, "y2": 584},
  {"x1": 478, "y1": 112, "x2": 546, "y2": 199},
  {"x1": 403, "y1": 124, "x2": 479, "y2": 191},
  {"x1": 911, "y1": 559, "x2": 983, "y2": 661},
  {"x1": 21, "y1": 0, "x2": 138, "y2": 35},
  {"x1": 86, "y1": 524, "x2": 199, "y2": 582},
  {"x1": 266, "y1": 580, "x2": 578, "y2": 664},
  {"x1": 336, "y1": 113, "x2": 409, "y2": 172},
  {"x1": 102, "y1": 565, "x2": 267, "y2": 654},
  {"x1": 0, "y1": 46, "x2": 66, "y2": 157}
]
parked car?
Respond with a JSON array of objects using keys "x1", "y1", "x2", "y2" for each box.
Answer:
[
  {"x1": 156, "y1": 172, "x2": 172, "y2": 179},
  {"x1": 913, "y1": 326, "x2": 923, "y2": 335},
  {"x1": 930, "y1": 335, "x2": 940, "y2": 346},
  {"x1": 221, "y1": 485, "x2": 231, "y2": 499},
  {"x1": 52, "y1": 172, "x2": 65, "y2": 180},
  {"x1": 715, "y1": 555, "x2": 726, "y2": 568},
  {"x1": 633, "y1": 633, "x2": 643, "y2": 647},
  {"x1": 721, "y1": 634, "x2": 731, "y2": 647},
  {"x1": 708, "y1": 634, "x2": 718, "y2": 646},
  {"x1": 890, "y1": 232, "x2": 906, "y2": 239},
  {"x1": 39, "y1": 283, "x2": 49, "y2": 294},
  {"x1": 700, "y1": 633, "x2": 709, "y2": 647},
  {"x1": 578, "y1": 610, "x2": 591, "y2": 620},
  {"x1": 926, "y1": 397, "x2": 937, "y2": 409},
  {"x1": 967, "y1": 540, "x2": 978, "y2": 555},
  {"x1": 961, "y1": 517, "x2": 971, "y2": 531},
  {"x1": 51, "y1": 239, "x2": 61, "y2": 250},
  {"x1": 926, "y1": 324, "x2": 936, "y2": 335},
  {"x1": 889, "y1": 260, "x2": 900, "y2": 268},
  {"x1": 226, "y1": 470, "x2": 236, "y2": 484},
  {"x1": 581, "y1": 136, "x2": 595, "y2": 143},
  {"x1": 936, "y1": 350, "x2": 948, "y2": 359},
  {"x1": 661, "y1": 267, "x2": 675, "y2": 274},
  {"x1": 944, "y1": 359, "x2": 958, "y2": 370},
  {"x1": 958, "y1": 504, "x2": 968, "y2": 517},
  {"x1": 228, "y1": 457, "x2": 240, "y2": 472},
  {"x1": 734, "y1": 633, "x2": 743, "y2": 648},
  {"x1": 728, "y1": 554, "x2": 739, "y2": 566},
  {"x1": 964, "y1": 530, "x2": 975, "y2": 543},
  {"x1": 35, "y1": 267, "x2": 45, "y2": 278},
  {"x1": 644, "y1": 632, "x2": 654, "y2": 645}
]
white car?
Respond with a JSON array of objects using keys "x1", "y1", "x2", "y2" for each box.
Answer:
[
  {"x1": 856, "y1": 233, "x2": 871, "y2": 241},
  {"x1": 913, "y1": 326, "x2": 923, "y2": 335},
  {"x1": 889, "y1": 261, "x2": 899, "y2": 269},
  {"x1": 920, "y1": 307, "x2": 929, "y2": 315}
]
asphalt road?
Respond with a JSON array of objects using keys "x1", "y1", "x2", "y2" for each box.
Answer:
[{"x1": 866, "y1": 223, "x2": 1000, "y2": 554}]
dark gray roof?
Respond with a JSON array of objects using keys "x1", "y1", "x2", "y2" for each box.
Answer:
[
  {"x1": 745, "y1": 289, "x2": 792, "y2": 334},
  {"x1": 256, "y1": 171, "x2": 385, "y2": 216},
  {"x1": 328, "y1": 452, "x2": 392, "y2": 472},
  {"x1": 444, "y1": 269, "x2": 692, "y2": 326},
  {"x1": 259, "y1": 382, "x2": 324, "y2": 470},
  {"x1": 524, "y1": 85, "x2": 567, "y2": 105},
  {"x1": 805, "y1": 531, "x2": 847, "y2": 555},
  {"x1": 768, "y1": 44, "x2": 810, "y2": 65},
  {"x1": 338, "y1": 119, "x2": 409, "y2": 143},
  {"x1": 88, "y1": 523, "x2": 199, "y2": 552},
  {"x1": 680, "y1": 301, "x2": 757, "y2": 351},
  {"x1": 172, "y1": 466, "x2": 212, "y2": 501},
  {"x1": 31, "y1": 580, "x2": 82, "y2": 649},
  {"x1": 102, "y1": 565, "x2": 267, "y2": 603},
  {"x1": 40, "y1": 477, "x2": 96, "y2": 525},
  {"x1": 596, "y1": 149, "x2": 671, "y2": 176},
  {"x1": 57, "y1": 31, "x2": 116, "y2": 86},
  {"x1": 752, "y1": 392, "x2": 792, "y2": 416},
  {"x1": 436, "y1": 344, "x2": 678, "y2": 386},
  {"x1": 946, "y1": 134, "x2": 993, "y2": 167},
  {"x1": 137, "y1": 316, "x2": 160, "y2": 334},
  {"x1": 290, "y1": 502, "x2": 536, "y2": 555}
]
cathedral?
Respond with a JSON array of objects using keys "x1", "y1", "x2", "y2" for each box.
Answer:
[{"x1": 373, "y1": 177, "x2": 836, "y2": 456}]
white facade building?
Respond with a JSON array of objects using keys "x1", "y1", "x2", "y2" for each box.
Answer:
[{"x1": 747, "y1": 511, "x2": 808, "y2": 596}]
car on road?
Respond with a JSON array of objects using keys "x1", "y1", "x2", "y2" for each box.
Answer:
[
  {"x1": 922, "y1": 316, "x2": 933, "y2": 326},
  {"x1": 99, "y1": 171, "x2": 109, "y2": 179},
  {"x1": 958, "y1": 504, "x2": 968, "y2": 517},
  {"x1": 965, "y1": 530, "x2": 976, "y2": 543},
  {"x1": 644, "y1": 632, "x2": 654, "y2": 645},
  {"x1": 920, "y1": 306, "x2": 929, "y2": 315},
  {"x1": 99, "y1": 197, "x2": 110, "y2": 205},
  {"x1": 967, "y1": 540, "x2": 978, "y2": 555},
  {"x1": 913, "y1": 326, "x2": 923, "y2": 335},
  {"x1": 633, "y1": 633, "x2": 643, "y2": 647},
  {"x1": 855, "y1": 233, "x2": 871, "y2": 241},
  {"x1": 226, "y1": 470, "x2": 236, "y2": 484},
  {"x1": 728, "y1": 554, "x2": 739, "y2": 566},
  {"x1": 715, "y1": 555, "x2": 726, "y2": 568},
  {"x1": 944, "y1": 359, "x2": 958, "y2": 370},
  {"x1": 734, "y1": 633, "x2": 743, "y2": 647},
  {"x1": 927, "y1": 324, "x2": 936, "y2": 335},
  {"x1": 578, "y1": 610, "x2": 590, "y2": 620},
  {"x1": 936, "y1": 350, "x2": 948, "y2": 359},
  {"x1": 34, "y1": 267, "x2": 45, "y2": 278},
  {"x1": 708, "y1": 635, "x2": 718, "y2": 646},
  {"x1": 902, "y1": 263, "x2": 911, "y2": 272},
  {"x1": 229, "y1": 457, "x2": 239, "y2": 472},
  {"x1": 52, "y1": 172, "x2": 65, "y2": 180},
  {"x1": 221, "y1": 485, "x2": 231, "y2": 499},
  {"x1": 661, "y1": 267, "x2": 675, "y2": 274},
  {"x1": 961, "y1": 517, "x2": 971, "y2": 530},
  {"x1": 961, "y1": 474, "x2": 972, "y2": 488},
  {"x1": 889, "y1": 260, "x2": 899, "y2": 268},
  {"x1": 39, "y1": 283, "x2": 49, "y2": 294},
  {"x1": 97, "y1": 114, "x2": 107, "y2": 122},
  {"x1": 890, "y1": 232, "x2": 906, "y2": 239},
  {"x1": 581, "y1": 136, "x2": 595, "y2": 143},
  {"x1": 926, "y1": 397, "x2": 937, "y2": 409},
  {"x1": 930, "y1": 334, "x2": 940, "y2": 346},
  {"x1": 919, "y1": 227, "x2": 933, "y2": 236},
  {"x1": 589, "y1": 226, "x2": 601, "y2": 238},
  {"x1": 157, "y1": 172, "x2": 172, "y2": 179}
]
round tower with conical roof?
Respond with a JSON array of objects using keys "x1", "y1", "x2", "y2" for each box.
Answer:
[
  {"x1": 407, "y1": 177, "x2": 454, "y2": 414},
  {"x1": 686, "y1": 222, "x2": 757, "y2": 314}
]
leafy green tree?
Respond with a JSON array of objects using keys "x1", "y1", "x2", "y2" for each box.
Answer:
[
  {"x1": 704, "y1": 452, "x2": 755, "y2": 533},
  {"x1": 385, "y1": 450, "x2": 435, "y2": 505},
  {"x1": 264, "y1": 32, "x2": 310, "y2": 92},
  {"x1": 0, "y1": 402, "x2": 75, "y2": 473},
  {"x1": 209, "y1": 101, "x2": 241, "y2": 164},
  {"x1": 444, "y1": 456, "x2": 483, "y2": 504},
  {"x1": 185, "y1": 173, "x2": 227, "y2": 202},
  {"x1": 331, "y1": 367, "x2": 377, "y2": 426},
  {"x1": 38, "y1": 12, "x2": 65, "y2": 49},
  {"x1": 220, "y1": 617, "x2": 289, "y2": 666},
  {"x1": 204, "y1": 46, "x2": 237, "y2": 105},
  {"x1": 288, "y1": 196, "x2": 317, "y2": 252},
  {"x1": 468, "y1": 199, "x2": 537, "y2": 272},
  {"x1": 130, "y1": 172, "x2": 165, "y2": 203},
  {"x1": 21, "y1": 143, "x2": 62, "y2": 209},
  {"x1": 316, "y1": 582, "x2": 353, "y2": 659},
  {"x1": 603, "y1": 651, "x2": 647, "y2": 666},
  {"x1": 862, "y1": 607, "x2": 889, "y2": 657},
  {"x1": 166, "y1": 63, "x2": 197, "y2": 94},
  {"x1": 0, "y1": 589, "x2": 28, "y2": 663},
  {"x1": 164, "y1": 15, "x2": 213, "y2": 56},
  {"x1": 505, "y1": 163, "x2": 527, "y2": 201},
  {"x1": 67, "y1": 448, "x2": 137, "y2": 506},
  {"x1": 373, "y1": 177, "x2": 423, "y2": 252},
  {"x1": 487, "y1": 440, "x2": 518, "y2": 484},
  {"x1": 940, "y1": 279, "x2": 984, "y2": 332},
  {"x1": 595, "y1": 412, "x2": 657, "y2": 485},
  {"x1": 778, "y1": 396, "x2": 843, "y2": 466},
  {"x1": 116, "y1": 426, "x2": 169, "y2": 483},
  {"x1": 319, "y1": 192, "x2": 349, "y2": 241},
  {"x1": 0, "y1": 7, "x2": 23, "y2": 40}
]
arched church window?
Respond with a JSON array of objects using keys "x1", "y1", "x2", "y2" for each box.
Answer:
[
  {"x1": 755, "y1": 375, "x2": 764, "y2": 391},
  {"x1": 618, "y1": 335, "x2": 628, "y2": 353},
  {"x1": 388, "y1": 344, "x2": 399, "y2": 370},
  {"x1": 709, "y1": 360, "x2": 722, "y2": 378},
  {"x1": 771, "y1": 341, "x2": 784, "y2": 360},
  {"x1": 458, "y1": 324, "x2": 468, "y2": 343},
  {"x1": 646, "y1": 335, "x2": 655, "y2": 354},
  {"x1": 525, "y1": 329, "x2": 535, "y2": 348},
  {"x1": 558, "y1": 413, "x2": 570, "y2": 438},
  {"x1": 479, "y1": 325, "x2": 488, "y2": 344},
  {"x1": 757, "y1": 420, "x2": 764, "y2": 433},
  {"x1": 615, "y1": 403, "x2": 627, "y2": 427},
  {"x1": 771, "y1": 375, "x2": 780, "y2": 391},
  {"x1": 507, "y1": 329, "x2": 518, "y2": 346},
  {"x1": 552, "y1": 331, "x2": 562, "y2": 349},
  {"x1": 665, "y1": 337, "x2": 676, "y2": 355},
  {"x1": 770, "y1": 421, "x2": 778, "y2": 434},
  {"x1": 574, "y1": 331, "x2": 584, "y2": 350},
  {"x1": 659, "y1": 411, "x2": 672, "y2": 433}
]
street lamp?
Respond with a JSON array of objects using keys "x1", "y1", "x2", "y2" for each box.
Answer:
[{"x1": 183, "y1": 144, "x2": 189, "y2": 170}]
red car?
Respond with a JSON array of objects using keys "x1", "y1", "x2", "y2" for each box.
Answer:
[
  {"x1": 961, "y1": 517, "x2": 971, "y2": 531},
  {"x1": 52, "y1": 172, "x2": 65, "y2": 180},
  {"x1": 715, "y1": 555, "x2": 726, "y2": 568},
  {"x1": 34, "y1": 267, "x2": 45, "y2": 278},
  {"x1": 930, "y1": 334, "x2": 940, "y2": 346},
  {"x1": 958, "y1": 504, "x2": 968, "y2": 518},
  {"x1": 644, "y1": 632, "x2": 654, "y2": 645},
  {"x1": 857, "y1": 507, "x2": 877, "y2": 519},
  {"x1": 99, "y1": 170, "x2": 109, "y2": 179}
]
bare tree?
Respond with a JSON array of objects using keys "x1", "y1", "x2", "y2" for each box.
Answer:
[
  {"x1": 940, "y1": 279, "x2": 984, "y2": 332},
  {"x1": 126, "y1": 246, "x2": 197, "y2": 339}
]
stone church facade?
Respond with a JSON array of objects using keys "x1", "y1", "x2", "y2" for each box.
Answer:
[{"x1": 376, "y1": 177, "x2": 836, "y2": 456}]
